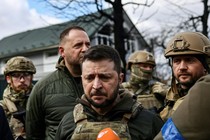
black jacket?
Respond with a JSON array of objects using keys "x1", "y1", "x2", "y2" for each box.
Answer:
[{"x1": 0, "y1": 106, "x2": 13, "y2": 140}]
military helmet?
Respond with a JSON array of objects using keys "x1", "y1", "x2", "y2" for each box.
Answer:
[
  {"x1": 165, "y1": 32, "x2": 210, "y2": 58},
  {"x1": 127, "y1": 50, "x2": 156, "y2": 70},
  {"x1": 4, "y1": 56, "x2": 36, "y2": 75}
]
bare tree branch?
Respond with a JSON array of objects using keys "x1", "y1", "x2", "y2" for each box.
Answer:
[
  {"x1": 44, "y1": 0, "x2": 73, "y2": 10},
  {"x1": 123, "y1": 0, "x2": 155, "y2": 7},
  {"x1": 95, "y1": 0, "x2": 114, "y2": 20}
]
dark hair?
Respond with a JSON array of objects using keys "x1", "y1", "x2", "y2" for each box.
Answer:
[
  {"x1": 60, "y1": 26, "x2": 86, "y2": 41},
  {"x1": 170, "y1": 54, "x2": 210, "y2": 73},
  {"x1": 194, "y1": 55, "x2": 210, "y2": 73},
  {"x1": 82, "y1": 44, "x2": 121, "y2": 74}
]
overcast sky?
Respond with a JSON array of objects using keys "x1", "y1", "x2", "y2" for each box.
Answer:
[
  {"x1": 0, "y1": 0, "x2": 62, "y2": 40},
  {"x1": 0, "y1": 0, "x2": 205, "y2": 40}
]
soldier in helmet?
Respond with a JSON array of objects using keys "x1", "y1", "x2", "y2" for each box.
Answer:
[
  {"x1": 0, "y1": 56, "x2": 36, "y2": 139},
  {"x1": 154, "y1": 74, "x2": 210, "y2": 140},
  {"x1": 160, "y1": 32, "x2": 210, "y2": 122},
  {"x1": 121, "y1": 50, "x2": 169, "y2": 114}
]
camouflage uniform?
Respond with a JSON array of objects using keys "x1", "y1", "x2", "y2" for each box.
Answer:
[
  {"x1": 159, "y1": 84, "x2": 188, "y2": 122},
  {"x1": 121, "y1": 51, "x2": 169, "y2": 113},
  {"x1": 159, "y1": 32, "x2": 210, "y2": 122},
  {"x1": 0, "y1": 56, "x2": 36, "y2": 139}
]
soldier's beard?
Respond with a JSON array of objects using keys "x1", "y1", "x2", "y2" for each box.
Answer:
[
  {"x1": 11, "y1": 84, "x2": 30, "y2": 94},
  {"x1": 178, "y1": 79, "x2": 196, "y2": 90},
  {"x1": 87, "y1": 85, "x2": 119, "y2": 108},
  {"x1": 177, "y1": 73, "x2": 202, "y2": 90}
]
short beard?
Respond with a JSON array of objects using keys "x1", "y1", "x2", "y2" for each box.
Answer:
[
  {"x1": 86, "y1": 85, "x2": 119, "y2": 108},
  {"x1": 178, "y1": 79, "x2": 196, "y2": 90}
]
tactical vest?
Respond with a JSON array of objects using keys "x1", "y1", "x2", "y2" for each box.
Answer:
[
  {"x1": 135, "y1": 83, "x2": 164, "y2": 112},
  {"x1": 71, "y1": 102, "x2": 141, "y2": 140},
  {"x1": 136, "y1": 94, "x2": 162, "y2": 111},
  {"x1": 122, "y1": 82, "x2": 166, "y2": 113},
  {"x1": 160, "y1": 96, "x2": 185, "y2": 122}
]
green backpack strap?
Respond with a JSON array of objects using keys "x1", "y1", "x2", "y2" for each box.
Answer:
[{"x1": 122, "y1": 101, "x2": 142, "y2": 123}]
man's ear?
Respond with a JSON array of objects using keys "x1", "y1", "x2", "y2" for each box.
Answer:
[
  {"x1": 58, "y1": 46, "x2": 65, "y2": 57},
  {"x1": 204, "y1": 69, "x2": 208, "y2": 74},
  {"x1": 119, "y1": 73, "x2": 124, "y2": 84},
  {"x1": 6, "y1": 75, "x2": 11, "y2": 84}
]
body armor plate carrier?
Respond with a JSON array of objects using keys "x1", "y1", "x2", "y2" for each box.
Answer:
[{"x1": 71, "y1": 102, "x2": 141, "y2": 140}]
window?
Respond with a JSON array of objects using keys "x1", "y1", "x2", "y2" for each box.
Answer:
[{"x1": 97, "y1": 34, "x2": 114, "y2": 47}]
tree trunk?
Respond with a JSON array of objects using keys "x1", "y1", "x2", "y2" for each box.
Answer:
[
  {"x1": 202, "y1": 0, "x2": 209, "y2": 37},
  {"x1": 113, "y1": 0, "x2": 127, "y2": 80}
]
